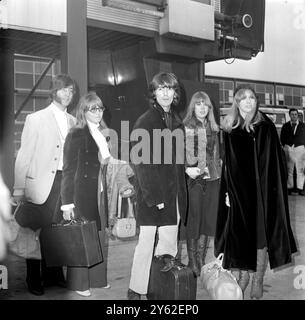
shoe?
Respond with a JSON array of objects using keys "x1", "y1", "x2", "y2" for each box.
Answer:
[
  {"x1": 75, "y1": 290, "x2": 91, "y2": 297},
  {"x1": 102, "y1": 284, "x2": 111, "y2": 289},
  {"x1": 127, "y1": 288, "x2": 141, "y2": 300},
  {"x1": 26, "y1": 279, "x2": 44, "y2": 296},
  {"x1": 298, "y1": 189, "x2": 305, "y2": 196},
  {"x1": 288, "y1": 189, "x2": 293, "y2": 195}
]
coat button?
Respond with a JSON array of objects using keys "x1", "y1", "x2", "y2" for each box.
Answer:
[
  {"x1": 85, "y1": 162, "x2": 89, "y2": 165},
  {"x1": 57, "y1": 145, "x2": 60, "y2": 148},
  {"x1": 52, "y1": 171, "x2": 55, "y2": 174},
  {"x1": 84, "y1": 174, "x2": 88, "y2": 178},
  {"x1": 54, "y1": 158, "x2": 57, "y2": 161}
]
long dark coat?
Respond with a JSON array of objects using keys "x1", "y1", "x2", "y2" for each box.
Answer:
[
  {"x1": 60, "y1": 126, "x2": 103, "y2": 230},
  {"x1": 131, "y1": 105, "x2": 187, "y2": 226},
  {"x1": 215, "y1": 112, "x2": 297, "y2": 271}
]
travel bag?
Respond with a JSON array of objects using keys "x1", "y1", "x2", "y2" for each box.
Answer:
[{"x1": 147, "y1": 254, "x2": 197, "y2": 300}]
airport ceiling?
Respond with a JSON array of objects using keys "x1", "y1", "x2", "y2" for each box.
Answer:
[{"x1": 0, "y1": 27, "x2": 151, "y2": 59}]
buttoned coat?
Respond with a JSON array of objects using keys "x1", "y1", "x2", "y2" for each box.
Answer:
[
  {"x1": 14, "y1": 104, "x2": 76, "y2": 204},
  {"x1": 60, "y1": 125, "x2": 103, "y2": 229}
]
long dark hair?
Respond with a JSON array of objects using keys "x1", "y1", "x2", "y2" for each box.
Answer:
[{"x1": 148, "y1": 72, "x2": 180, "y2": 106}]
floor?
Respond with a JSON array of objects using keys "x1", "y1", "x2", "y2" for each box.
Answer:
[{"x1": 0, "y1": 194, "x2": 304, "y2": 300}]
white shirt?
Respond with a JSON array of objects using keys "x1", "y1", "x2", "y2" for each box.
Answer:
[
  {"x1": 87, "y1": 120, "x2": 111, "y2": 160},
  {"x1": 50, "y1": 102, "x2": 69, "y2": 170}
]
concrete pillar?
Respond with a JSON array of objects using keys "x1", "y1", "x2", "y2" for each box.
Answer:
[{"x1": 64, "y1": 0, "x2": 88, "y2": 100}]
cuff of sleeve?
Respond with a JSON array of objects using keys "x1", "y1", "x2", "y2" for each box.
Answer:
[
  {"x1": 61, "y1": 203, "x2": 75, "y2": 211},
  {"x1": 13, "y1": 189, "x2": 25, "y2": 196}
]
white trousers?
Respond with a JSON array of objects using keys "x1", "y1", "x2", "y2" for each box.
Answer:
[
  {"x1": 284, "y1": 145, "x2": 305, "y2": 189},
  {"x1": 129, "y1": 200, "x2": 180, "y2": 295}
]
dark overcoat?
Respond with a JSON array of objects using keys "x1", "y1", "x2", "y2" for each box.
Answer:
[
  {"x1": 60, "y1": 126, "x2": 103, "y2": 230},
  {"x1": 131, "y1": 106, "x2": 187, "y2": 226},
  {"x1": 215, "y1": 112, "x2": 297, "y2": 270}
]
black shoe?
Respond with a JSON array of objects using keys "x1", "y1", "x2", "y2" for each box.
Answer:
[
  {"x1": 26, "y1": 279, "x2": 44, "y2": 296},
  {"x1": 298, "y1": 189, "x2": 305, "y2": 196},
  {"x1": 288, "y1": 189, "x2": 293, "y2": 195},
  {"x1": 127, "y1": 288, "x2": 141, "y2": 300}
]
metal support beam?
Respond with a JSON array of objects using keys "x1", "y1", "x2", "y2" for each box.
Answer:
[{"x1": 14, "y1": 58, "x2": 55, "y2": 120}]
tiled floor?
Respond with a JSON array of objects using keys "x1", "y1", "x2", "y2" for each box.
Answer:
[{"x1": 0, "y1": 195, "x2": 304, "y2": 300}]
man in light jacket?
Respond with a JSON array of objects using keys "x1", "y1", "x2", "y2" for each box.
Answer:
[{"x1": 12, "y1": 74, "x2": 77, "y2": 295}]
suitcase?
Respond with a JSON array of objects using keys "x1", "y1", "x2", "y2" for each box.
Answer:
[
  {"x1": 40, "y1": 220, "x2": 103, "y2": 267},
  {"x1": 147, "y1": 254, "x2": 197, "y2": 300}
]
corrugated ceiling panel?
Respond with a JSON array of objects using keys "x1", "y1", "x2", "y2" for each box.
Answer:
[{"x1": 87, "y1": 0, "x2": 159, "y2": 31}]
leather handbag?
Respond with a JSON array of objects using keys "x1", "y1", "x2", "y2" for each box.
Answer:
[
  {"x1": 200, "y1": 253, "x2": 243, "y2": 300},
  {"x1": 40, "y1": 219, "x2": 103, "y2": 267},
  {"x1": 112, "y1": 194, "x2": 136, "y2": 239},
  {"x1": 8, "y1": 204, "x2": 41, "y2": 260}
]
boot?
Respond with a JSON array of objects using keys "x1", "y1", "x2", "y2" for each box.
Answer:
[
  {"x1": 176, "y1": 240, "x2": 183, "y2": 263},
  {"x1": 238, "y1": 270, "x2": 250, "y2": 296},
  {"x1": 250, "y1": 247, "x2": 268, "y2": 299},
  {"x1": 26, "y1": 259, "x2": 44, "y2": 295},
  {"x1": 186, "y1": 239, "x2": 200, "y2": 277},
  {"x1": 197, "y1": 235, "x2": 209, "y2": 270}
]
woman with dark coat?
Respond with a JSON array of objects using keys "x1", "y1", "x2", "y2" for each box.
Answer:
[
  {"x1": 60, "y1": 92, "x2": 112, "y2": 297},
  {"x1": 179, "y1": 91, "x2": 221, "y2": 277},
  {"x1": 215, "y1": 84, "x2": 297, "y2": 299},
  {"x1": 127, "y1": 72, "x2": 187, "y2": 300}
]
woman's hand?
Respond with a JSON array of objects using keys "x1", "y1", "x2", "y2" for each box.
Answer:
[
  {"x1": 121, "y1": 188, "x2": 133, "y2": 197},
  {"x1": 186, "y1": 167, "x2": 201, "y2": 179},
  {"x1": 156, "y1": 203, "x2": 164, "y2": 210},
  {"x1": 62, "y1": 208, "x2": 75, "y2": 221},
  {"x1": 225, "y1": 192, "x2": 230, "y2": 207}
]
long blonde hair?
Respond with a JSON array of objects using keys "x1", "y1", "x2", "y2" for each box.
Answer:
[
  {"x1": 221, "y1": 84, "x2": 261, "y2": 133},
  {"x1": 183, "y1": 91, "x2": 219, "y2": 132},
  {"x1": 74, "y1": 91, "x2": 107, "y2": 129}
]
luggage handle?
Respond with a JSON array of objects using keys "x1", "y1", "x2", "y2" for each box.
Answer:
[
  {"x1": 117, "y1": 194, "x2": 135, "y2": 219},
  {"x1": 52, "y1": 217, "x2": 89, "y2": 227}
]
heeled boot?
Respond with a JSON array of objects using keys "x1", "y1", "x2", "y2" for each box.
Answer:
[
  {"x1": 250, "y1": 247, "x2": 268, "y2": 299},
  {"x1": 186, "y1": 239, "x2": 200, "y2": 277},
  {"x1": 197, "y1": 235, "x2": 210, "y2": 270},
  {"x1": 238, "y1": 270, "x2": 250, "y2": 296}
]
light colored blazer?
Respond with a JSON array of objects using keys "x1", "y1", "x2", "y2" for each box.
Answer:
[{"x1": 13, "y1": 104, "x2": 76, "y2": 204}]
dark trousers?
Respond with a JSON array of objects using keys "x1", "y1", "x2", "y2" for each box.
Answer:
[
  {"x1": 26, "y1": 171, "x2": 64, "y2": 286},
  {"x1": 66, "y1": 231, "x2": 108, "y2": 291}
]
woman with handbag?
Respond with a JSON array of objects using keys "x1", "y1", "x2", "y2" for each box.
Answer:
[
  {"x1": 215, "y1": 84, "x2": 297, "y2": 299},
  {"x1": 60, "y1": 92, "x2": 113, "y2": 297},
  {"x1": 179, "y1": 91, "x2": 221, "y2": 277}
]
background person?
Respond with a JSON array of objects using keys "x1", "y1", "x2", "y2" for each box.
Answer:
[
  {"x1": 179, "y1": 91, "x2": 221, "y2": 277},
  {"x1": 0, "y1": 170, "x2": 11, "y2": 261},
  {"x1": 215, "y1": 84, "x2": 297, "y2": 299},
  {"x1": 280, "y1": 108, "x2": 305, "y2": 195},
  {"x1": 12, "y1": 74, "x2": 76, "y2": 295},
  {"x1": 127, "y1": 72, "x2": 187, "y2": 300}
]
